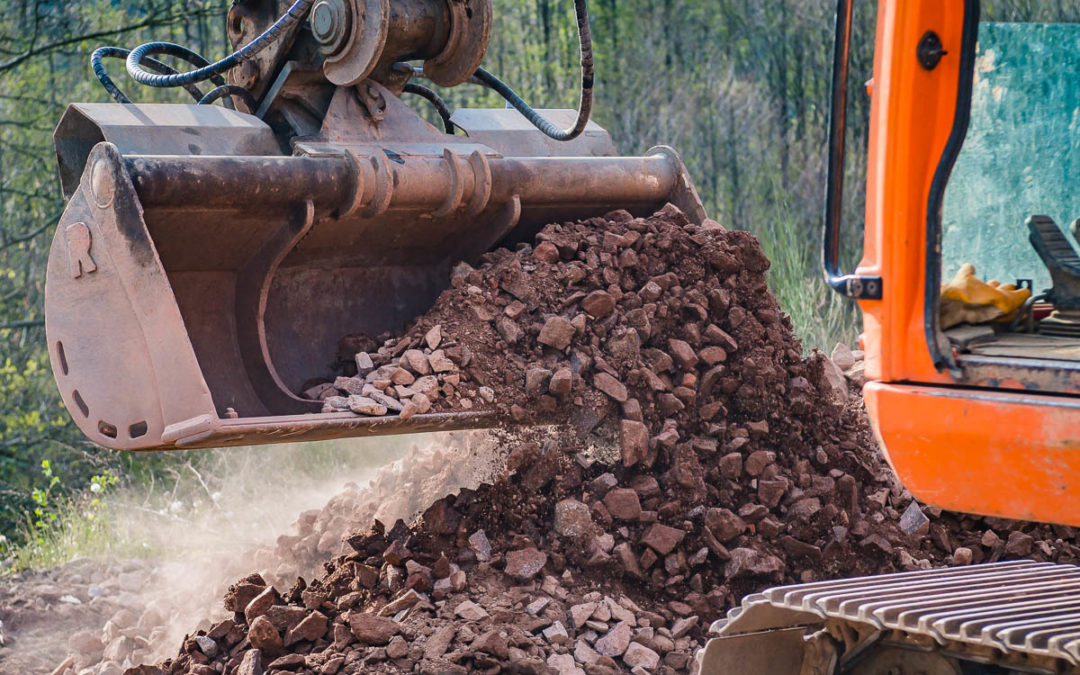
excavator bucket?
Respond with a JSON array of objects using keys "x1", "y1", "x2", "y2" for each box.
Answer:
[
  {"x1": 46, "y1": 95, "x2": 706, "y2": 453},
  {"x1": 45, "y1": 0, "x2": 707, "y2": 451}
]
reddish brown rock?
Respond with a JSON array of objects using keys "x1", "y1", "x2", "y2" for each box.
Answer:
[
  {"x1": 1006, "y1": 531, "x2": 1034, "y2": 557},
  {"x1": 705, "y1": 508, "x2": 746, "y2": 543},
  {"x1": 538, "y1": 316, "x2": 576, "y2": 351},
  {"x1": 620, "y1": 419, "x2": 649, "y2": 467},
  {"x1": 604, "y1": 489, "x2": 642, "y2": 521},
  {"x1": 248, "y1": 615, "x2": 283, "y2": 656},
  {"x1": 582, "y1": 290, "x2": 617, "y2": 317},
  {"x1": 593, "y1": 372, "x2": 629, "y2": 402},
  {"x1": 284, "y1": 611, "x2": 328, "y2": 646},
  {"x1": 554, "y1": 499, "x2": 595, "y2": 540},
  {"x1": 347, "y1": 612, "x2": 400, "y2": 645},
  {"x1": 549, "y1": 368, "x2": 573, "y2": 396},
  {"x1": 504, "y1": 548, "x2": 548, "y2": 580},
  {"x1": 725, "y1": 548, "x2": 785, "y2": 580},
  {"x1": 667, "y1": 339, "x2": 699, "y2": 371},
  {"x1": 641, "y1": 524, "x2": 686, "y2": 556}
]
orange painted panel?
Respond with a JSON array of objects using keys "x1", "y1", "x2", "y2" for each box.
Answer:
[
  {"x1": 858, "y1": 0, "x2": 971, "y2": 385},
  {"x1": 865, "y1": 381, "x2": 1080, "y2": 526}
]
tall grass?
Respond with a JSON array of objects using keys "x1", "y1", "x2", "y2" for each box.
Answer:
[{"x1": 750, "y1": 200, "x2": 862, "y2": 353}]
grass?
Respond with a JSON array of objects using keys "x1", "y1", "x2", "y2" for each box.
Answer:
[
  {"x1": 750, "y1": 200, "x2": 862, "y2": 353},
  {"x1": 2, "y1": 494, "x2": 136, "y2": 572}
]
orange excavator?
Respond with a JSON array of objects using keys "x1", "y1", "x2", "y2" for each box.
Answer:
[
  {"x1": 45, "y1": 0, "x2": 1080, "y2": 671},
  {"x1": 700, "y1": 1, "x2": 1080, "y2": 672}
]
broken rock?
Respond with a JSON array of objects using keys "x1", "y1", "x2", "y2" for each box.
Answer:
[
  {"x1": 539, "y1": 316, "x2": 576, "y2": 351},
  {"x1": 554, "y1": 499, "x2": 595, "y2": 540},
  {"x1": 725, "y1": 547, "x2": 785, "y2": 580},
  {"x1": 594, "y1": 621, "x2": 633, "y2": 657},
  {"x1": 623, "y1": 642, "x2": 660, "y2": 670},
  {"x1": 347, "y1": 612, "x2": 399, "y2": 645},
  {"x1": 504, "y1": 547, "x2": 548, "y2": 580},
  {"x1": 641, "y1": 524, "x2": 686, "y2": 556}
]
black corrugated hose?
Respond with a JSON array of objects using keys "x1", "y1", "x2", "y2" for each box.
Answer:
[
  {"x1": 92, "y1": 46, "x2": 220, "y2": 105},
  {"x1": 92, "y1": 0, "x2": 315, "y2": 109},
  {"x1": 472, "y1": 0, "x2": 594, "y2": 141},
  {"x1": 402, "y1": 82, "x2": 455, "y2": 133},
  {"x1": 124, "y1": 0, "x2": 316, "y2": 90},
  {"x1": 91, "y1": 0, "x2": 594, "y2": 140},
  {"x1": 198, "y1": 84, "x2": 259, "y2": 111}
]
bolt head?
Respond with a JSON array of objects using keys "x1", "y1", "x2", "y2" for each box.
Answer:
[
  {"x1": 311, "y1": 2, "x2": 335, "y2": 39},
  {"x1": 310, "y1": 0, "x2": 350, "y2": 55}
]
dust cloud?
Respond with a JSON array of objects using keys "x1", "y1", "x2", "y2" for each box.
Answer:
[
  {"x1": 133, "y1": 430, "x2": 510, "y2": 661},
  {"x1": 3, "y1": 429, "x2": 511, "y2": 672}
]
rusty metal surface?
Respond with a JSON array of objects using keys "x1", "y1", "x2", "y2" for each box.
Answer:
[
  {"x1": 165, "y1": 410, "x2": 495, "y2": 449},
  {"x1": 322, "y1": 0, "x2": 390, "y2": 86},
  {"x1": 450, "y1": 108, "x2": 617, "y2": 157},
  {"x1": 421, "y1": 0, "x2": 491, "y2": 87},
  {"x1": 956, "y1": 353, "x2": 1080, "y2": 395},
  {"x1": 53, "y1": 103, "x2": 279, "y2": 199},
  {"x1": 45, "y1": 143, "x2": 218, "y2": 450},
  {"x1": 226, "y1": 0, "x2": 309, "y2": 100},
  {"x1": 124, "y1": 153, "x2": 679, "y2": 214},
  {"x1": 702, "y1": 561, "x2": 1080, "y2": 673}
]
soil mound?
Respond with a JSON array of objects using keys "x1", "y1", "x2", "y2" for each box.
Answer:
[{"x1": 129, "y1": 205, "x2": 1080, "y2": 675}]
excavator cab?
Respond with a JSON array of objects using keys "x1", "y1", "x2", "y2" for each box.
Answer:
[
  {"x1": 817, "y1": 0, "x2": 1080, "y2": 529},
  {"x1": 45, "y1": 0, "x2": 706, "y2": 450}
]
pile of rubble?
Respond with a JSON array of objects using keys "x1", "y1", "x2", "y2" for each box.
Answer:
[
  {"x1": 306, "y1": 328, "x2": 470, "y2": 419},
  {"x1": 36, "y1": 433, "x2": 507, "y2": 675},
  {"x1": 113, "y1": 204, "x2": 1080, "y2": 675}
]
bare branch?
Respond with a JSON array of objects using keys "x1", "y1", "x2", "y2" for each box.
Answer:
[
  {"x1": 0, "y1": 319, "x2": 44, "y2": 330},
  {"x1": 0, "y1": 8, "x2": 219, "y2": 75},
  {"x1": 0, "y1": 215, "x2": 58, "y2": 253}
]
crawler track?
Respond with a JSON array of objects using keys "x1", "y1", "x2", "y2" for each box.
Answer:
[{"x1": 701, "y1": 561, "x2": 1080, "y2": 674}]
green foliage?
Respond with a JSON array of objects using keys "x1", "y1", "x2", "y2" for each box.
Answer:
[
  {"x1": 0, "y1": 1, "x2": 228, "y2": 545},
  {"x1": 754, "y1": 196, "x2": 860, "y2": 351},
  {"x1": 1, "y1": 458, "x2": 121, "y2": 571}
]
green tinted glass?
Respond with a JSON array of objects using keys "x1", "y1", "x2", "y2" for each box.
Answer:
[{"x1": 943, "y1": 22, "x2": 1080, "y2": 292}]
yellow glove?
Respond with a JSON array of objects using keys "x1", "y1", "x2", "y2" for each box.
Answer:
[{"x1": 940, "y1": 263, "x2": 1031, "y2": 329}]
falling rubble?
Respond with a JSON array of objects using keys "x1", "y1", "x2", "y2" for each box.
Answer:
[{"x1": 110, "y1": 204, "x2": 1080, "y2": 675}]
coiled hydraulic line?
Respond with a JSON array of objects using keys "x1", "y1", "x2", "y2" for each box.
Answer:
[{"x1": 124, "y1": 0, "x2": 316, "y2": 90}]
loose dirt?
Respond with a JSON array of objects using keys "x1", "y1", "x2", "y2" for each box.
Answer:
[{"x1": 45, "y1": 204, "x2": 1080, "y2": 675}]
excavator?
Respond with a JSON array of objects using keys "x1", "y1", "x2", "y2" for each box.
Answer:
[{"x1": 41, "y1": 0, "x2": 1080, "y2": 672}]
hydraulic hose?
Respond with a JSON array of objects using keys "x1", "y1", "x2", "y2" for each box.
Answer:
[
  {"x1": 92, "y1": 47, "x2": 208, "y2": 105},
  {"x1": 125, "y1": 0, "x2": 316, "y2": 89},
  {"x1": 403, "y1": 82, "x2": 455, "y2": 134},
  {"x1": 199, "y1": 84, "x2": 259, "y2": 111},
  {"x1": 472, "y1": 0, "x2": 594, "y2": 141}
]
